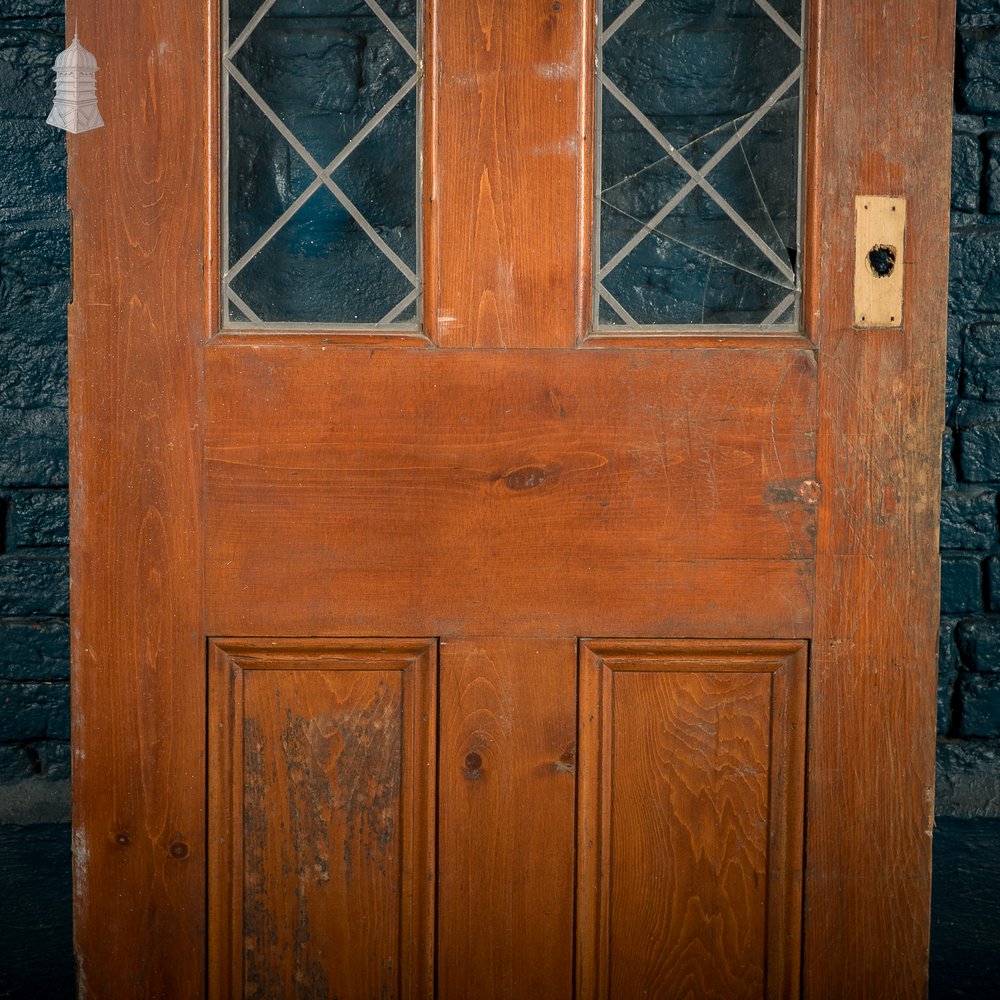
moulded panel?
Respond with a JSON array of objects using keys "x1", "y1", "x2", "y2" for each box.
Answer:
[
  {"x1": 208, "y1": 638, "x2": 436, "y2": 1000},
  {"x1": 577, "y1": 639, "x2": 807, "y2": 1000}
]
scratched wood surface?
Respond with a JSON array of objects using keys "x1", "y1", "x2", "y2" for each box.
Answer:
[
  {"x1": 804, "y1": 1, "x2": 954, "y2": 995},
  {"x1": 426, "y1": 0, "x2": 589, "y2": 347},
  {"x1": 70, "y1": 0, "x2": 954, "y2": 994},
  {"x1": 577, "y1": 641, "x2": 807, "y2": 1000},
  {"x1": 67, "y1": 0, "x2": 209, "y2": 995},
  {"x1": 437, "y1": 639, "x2": 577, "y2": 999},
  {"x1": 208, "y1": 639, "x2": 436, "y2": 1000},
  {"x1": 205, "y1": 346, "x2": 817, "y2": 638}
]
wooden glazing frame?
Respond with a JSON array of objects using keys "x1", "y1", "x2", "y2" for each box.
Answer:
[{"x1": 68, "y1": 1, "x2": 955, "y2": 997}]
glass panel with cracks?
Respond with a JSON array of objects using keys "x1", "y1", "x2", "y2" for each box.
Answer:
[
  {"x1": 595, "y1": 0, "x2": 805, "y2": 331},
  {"x1": 223, "y1": 1, "x2": 421, "y2": 329}
]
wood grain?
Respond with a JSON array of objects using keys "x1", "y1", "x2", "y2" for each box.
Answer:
[
  {"x1": 205, "y1": 346, "x2": 817, "y2": 638},
  {"x1": 208, "y1": 639, "x2": 436, "y2": 1000},
  {"x1": 577, "y1": 641, "x2": 807, "y2": 1000},
  {"x1": 69, "y1": 0, "x2": 955, "y2": 993},
  {"x1": 804, "y1": 0, "x2": 955, "y2": 995},
  {"x1": 437, "y1": 639, "x2": 577, "y2": 999},
  {"x1": 426, "y1": 0, "x2": 589, "y2": 347},
  {"x1": 67, "y1": 0, "x2": 209, "y2": 995}
]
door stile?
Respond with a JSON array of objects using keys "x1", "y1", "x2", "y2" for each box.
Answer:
[
  {"x1": 806, "y1": 1, "x2": 955, "y2": 995},
  {"x1": 68, "y1": 0, "x2": 210, "y2": 996}
]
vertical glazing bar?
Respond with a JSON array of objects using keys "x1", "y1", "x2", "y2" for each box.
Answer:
[
  {"x1": 592, "y1": 1, "x2": 604, "y2": 331},
  {"x1": 414, "y1": 0, "x2": 423, "y2": 328},
  {"x1": 221, "y1": 0, "x2": 230, "y2": 325},
  {"x1": 795, "y1": 3, "x2": 809, "y2": 333}
]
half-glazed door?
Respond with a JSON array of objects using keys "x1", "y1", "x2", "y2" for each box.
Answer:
[{"x1": 70, "y1": 1, "x2": 954, "y2": 997}]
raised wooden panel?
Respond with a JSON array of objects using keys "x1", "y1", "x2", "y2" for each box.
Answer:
[
  {"x1": 425, "y1": 0, "x2": 590, "y2": 348},
  {"x1": 437, "y1": 639, "x2": 577, "y2": 999},
  {"x1": 205, "y1": 346, "x2": 817, "y2": 638},
  {"x1": 577, "y1": 640, "x2": 807, "y2": 1000},
  {"x1": 208, "y1": 639, "x2": 436, "y2": 1000}
]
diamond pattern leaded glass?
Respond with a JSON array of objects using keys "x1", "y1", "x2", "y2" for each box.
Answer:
[
  {"x1": 595, "y1": 0, "x2": 805, "y2": 330},
  {"x1": 224, "y1": 1, "x2": 421, "y2": 328}
]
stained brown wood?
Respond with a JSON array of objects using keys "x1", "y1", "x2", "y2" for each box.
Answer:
[
  {"x1": 208, "y1": 639, "x2": 436, "y2": 1000},
  {"x1": 70, "y1": 0, "x2": 955, "y2": 995},
  {"x1": 67, "y1": 0, "x2": 208, "y2": 995},
  {"x1": 437, "y1": 639, "x2": 576, "y2": 999},
  {"x1": 805, "y1": 1, "x2": 954, "y2": 995},
  {"x1": 205, "y1": 346, "x2": 816, "y2": 638},
  {"x1": 577, "y1": 641, "x2": 807, "y2": 1000},
  {"x1": 426, "y1": 0, "x2": 589, "y2": 347}
]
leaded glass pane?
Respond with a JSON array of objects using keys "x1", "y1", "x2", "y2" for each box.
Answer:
[
  {"x1": 595, "y1": 0, "x2": 805, "y2": 330},
  {"x1": 223, "y1": 1, "x2": 421, "y2": 328}
]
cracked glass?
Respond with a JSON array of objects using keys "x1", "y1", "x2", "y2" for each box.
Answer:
[
  {"x1": 595, "y1": 0, "x2": 805, "y2": 331},
  {"x1": 223, "y1": 0, "x2": 421, "y2": 328}
]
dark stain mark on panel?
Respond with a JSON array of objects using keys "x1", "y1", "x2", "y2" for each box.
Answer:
[{"x1": 241, "y1": 669, "x2": 404, "y2": 999}]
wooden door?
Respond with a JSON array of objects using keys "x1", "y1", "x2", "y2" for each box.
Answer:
[{"x1": 68, "y1": 1, "x2": 954, "y2": 997}]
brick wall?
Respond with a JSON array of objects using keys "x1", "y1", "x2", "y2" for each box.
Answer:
[
  {"x1": 0, "y1": 2, "x2": 72, "y2": 997},
  {"x1": 931, "y1": 3, "x2": 1000, "y2": 995},
  {"x1": 0, "y1": 3, "x2": 997, "y2": 998}
]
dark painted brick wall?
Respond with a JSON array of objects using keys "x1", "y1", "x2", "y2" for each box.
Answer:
[
  {"x1": 0, "y1": 3, "x2": 998, "y2": 998},
  {"x1": 0, "y1": 1, "x2": 71, "y2": 997},
  {"x1": 933, "y1": 5, "x2": 1000, "y2": 996}
]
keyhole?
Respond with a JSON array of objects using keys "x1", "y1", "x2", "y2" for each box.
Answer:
[{"x1": 867, "y1": 244, "x2": 896, "y2": 278}]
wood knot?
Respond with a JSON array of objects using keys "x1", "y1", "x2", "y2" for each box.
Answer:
[
  {"x1": 463, "y1": 750, "x2": 484, "y2": 780},
  {"x1": 504, "y1": 465, "x2": 548, "y2": 491},
  {"x1": 554, "y1": 743, "x2": 576, "y2": 774}
]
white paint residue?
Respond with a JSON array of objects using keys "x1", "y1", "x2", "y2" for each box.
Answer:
[
  {"x1": 536, "y1": 57, "x2": 577, "y2": 81},
  {"x1": 72, "y1": 826, "x2": 91, "y2": 902}
]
